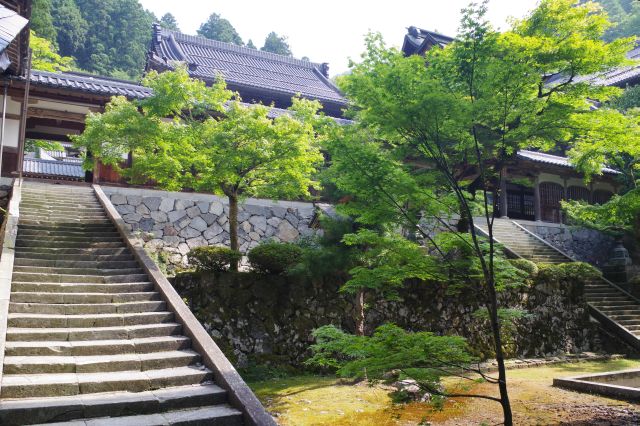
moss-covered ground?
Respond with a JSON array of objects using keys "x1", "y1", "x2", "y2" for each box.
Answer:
[{"x1": 248, "y1": 359, "x2": 640, "y2": 425}]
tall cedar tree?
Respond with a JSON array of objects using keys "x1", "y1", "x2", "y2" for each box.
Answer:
[
  {"x1": 31, "y1": 0, "x2": 57, "y2": 44},
  {"x1": 197, "y1": 13, "x2": 243, "y2": 46},
  {"x1": 328, "y1": 1, "x2": 631, "y2": 423},
  {"x1": 73, "y1": 68, "x2": 324, "y2": 266},
  {"x1": 159, "y1": 13, "x2": 180, "y2": 32},
  {"x1": 51, "y1": 0, "x2": 87, "y2": 58},
  {"x1": 261, "y1": 32, "x2": 292, "y2": 56}
]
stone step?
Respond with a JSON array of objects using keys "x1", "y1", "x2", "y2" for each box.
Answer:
[
  {"x1": 19, "y1": 204, "x2": 105, "y2": 210},
  {"x1": 15, "y1": 247, "x2": 130, "y2": 257},
  {"x1": 10, "y1": 291, "x2": 161, "y2": 305},
  {"x1": 19, "y1": 219, "x2": 113, "y2": 226},
  {"x1": 15, "y1": 253, "x2": 134, "y2": 262},
  {"x1": 598, "y1": 309, "x2": 640, "y2": 315},
  {"x1": 14, "y1": 235, "x2": 123, "y2": 243},
  {"x1": 589, "y1": 303, "x2": 640, "y2": 310},
  {"x1": 7, "y1": 311, "x2": 174, "y2": 328},
  {"x1": 19, "y1": 199, "x2": 100, "y2": 206},
  {"x1": 19, "y1": 210, "x2": 107, "y2": 217},
  {"x1": 0, "y1": 384, "x2": 229, "y2": 426},
  {"x1": 18, "y1": 229, "x2": 120, "y2": 237},
  {"x1": 3, "y1": 350, "x2": 201, "y2": 375},
  {"x1": 49, "y1": 405, "x2": 244, "y2": 426},
  {"x1": 18, "y1": 224, "x2": 117, "y2": 232},
  {"x1": 9, "y1": 301, "x2": 166, "y2": 315},
  {"x1": 16, "y1": 240, "x2": 123, "y2": 249},
  {"x1": 11, "y1": 282, "x2": 155, "y2": 294},
  {"x1": 13, "y1": 266, "x2": 145, "y2": 277},
  {"x1": 0, "y1": 365, "x2": 214, "y2": 398},
  {"x1": 612, "y1": 318, "x2": 640, "y2": 326},
  {"x1": 6, "y1": 326, "x2": 186, "y2": 345},
  {"x1": 12, "y1": 273, "x2": 149, "y2": 284},
  {"x1": 14, "y1": 259, "x2": 139, "y2": 269}
]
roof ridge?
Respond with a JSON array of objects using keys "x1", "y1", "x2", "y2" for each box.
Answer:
[{"x1": 160, "y1": 27, "x2": 322, "y2": 70}]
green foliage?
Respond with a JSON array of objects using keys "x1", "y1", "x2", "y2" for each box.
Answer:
[
  {"x1": 261, "y1": 32, "x2": 292, "y2": 56},
  {"x1": 197, "y1": 13, "x2": 243, "y2": 46},
  {"x1": 472, "y1": 307, "x2": 531, "y2": 358},
  {"x1": 248, "y1": 242, "x2": 303, "y2": 275},
  {"x1": 73, "y1": 0, "x2": 154, "y2": 79},
  {"x1": 159, "y1": 13, "x2": 180, "y2": 31},
  {"x1": 508, "y1": 259, "x2": 539, "y2": 278},
  {"x1": 596, "y1": 0, "x2": 640, "y2": 41},
  {"x1": 30, "y1": 31, "x2": 74, "y2": 72},
  {"x1": 51, "y1": 0, "x2": 87, "y2": 58},
  {"x1": 188, "y1": 246, "x2": 242, "y2": 272},
  {"x1": 306, "y1": 324, "x2": 473, "y2": 387},
  {"x1": 246, "y1": 39, "x2": 257, "y2": 50},
  {"x1": 610, "y1": 85, "x2": 640, "y2": 112},
  {"x1": 25, "y1": 139, "x2": 64, "y2": 153},
  {"x1": 31, "y1": 0, "x2": 57, "y2": 44},
  {"x1": 536, "y1": 262, "x2": 601, "y2": 284},
  {"x1": 564, "y1": 188, "x2": 640, "y2": 235},
  {"x1": 340, "y1": 229, "x2": 439, "y2": 298}
]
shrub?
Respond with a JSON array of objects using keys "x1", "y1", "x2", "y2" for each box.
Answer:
[
  {"x1": 248, "y1": 242, "x2": 303, "y2": 274},
  {"x1": 187, "y1": 246, "x2": 242, "y2": 272},
  {"x1": 508, "y1": 258, "x2": 539, "y2": 278}
]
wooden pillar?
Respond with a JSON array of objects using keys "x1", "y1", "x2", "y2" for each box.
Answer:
[
  {"x1": 561, "y1": 178, "x2": 568, "y2": 224},
  {"x1": 500, "y1": 168, "x2": 508, "y2": 218},
  {"x1": 534, "y1": 176, "x2": 541, "y2": 221}
]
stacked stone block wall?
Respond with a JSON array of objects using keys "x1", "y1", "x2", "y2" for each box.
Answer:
[{"x1": 102, "y1": 186, "x2": 317, "y2": 270}]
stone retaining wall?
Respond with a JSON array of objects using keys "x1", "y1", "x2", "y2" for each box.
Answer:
[
  {"x1": 518, "y1": 220, "x2": 616, "y2": 267},
  {"x1": 173, "y1": 265, "x2": 599, "y2": 367},
  {"x1": 101, "y1": 186, "x2": 317, "y2": 270}
]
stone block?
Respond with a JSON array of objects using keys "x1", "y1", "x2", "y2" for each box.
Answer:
[
  {"x1": 267, "y1": 217, "x2": 281, "y2": 227},
  {"x1": 116, "y1": 205, "x2": 135, "y2": 215},
  {"x1": 139, "y1": 218, "x2": 155, "y2": 232},
  {"x1": 178, "y1": 243, "x2": 190, "y2": 255},
  {"x1": 203, "y1": 223, "x2": 223, "y2": 240},
  {"x1": 186, "y1": 206, "x2": 201, "y2": 218},
  {"x1": 244, "y1": 204, "x2": 268, "y2": 217},
  {"x1": 209, "y1": 201, "x2": 224, "y2": 216},
  {"x1": 111, "y1": 194, "x2": 127, "y2": 205},
  {"x1": 136, "y1": 204, "x2": 150, "y2": 215},
  {"x1": 143, "y1": 197, "x2": 162, "y2": 211},
  {"x1": 241, "y1": 221, "x2": 251, "y2": 233},
  {"x1": 189, "y1": 216, "x2": 208, "y2": 232},
  {"x1": 167, "y1": 210, "x2": 186, "y2": 223},
  {"x1": 277, "y1": 220, "x2": 299, "y2": 242},
  {"x1": 150, "y1": 211, "x2": 168, "y2": 223},
  {"x1": 201, "y1": 213, "x2": 216, "y2": 225},
  {"x1": 176, "y1": 217, "x2": 191, "y2": 230},
  {"x1": 271, "y1": 206, "x2": 287, "y2": 218},
  {"x1": 127, "y1": 195, "x2": 142, "y2": 206},
  {"x1": 285, "y1": 212, "x2": 299, "y2": 227},
  {"x1": 249, "y1": 215, "x2": 267, "y2": 232},
  {"x1": 217, "y1": 215, "x2": 228, "y2": 226},
  {"x1": 238, "y1": 211, "x2": 250, "y2": 222},
  {"x1": 159, "y1": 198, "x2": 175, "y2": 213},
  {"x1": 145, "y1": 239, "x2": 164, "y2": 251},
  {"x1": 122, "y1": 213, "x2": 142, "y2": 223},
  {"x1": 197, "y1": 202, "x2": 209, "y2": 214},
  {"x1": 249, "y1": 232, "x2": 260, "y2": 241},
  {"x1": 186, "y1": 236, "x2": 208, "y2": 249},
  {"x1": 175, "y1": 199, "x2": 194, "y2": 210},
  {"x1": 164, "y1": 225, "x2": 178, "y2": 236},
  {"x1": 179, "y1": 226, "x2": 201, "y2": 239},
  {"x1": 163, "y1": 236, "x2": 180, "y2": 246}
]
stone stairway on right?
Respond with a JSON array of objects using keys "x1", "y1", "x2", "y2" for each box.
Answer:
[{"x1": 476, "y1": 218, "x2": 640, "y2": 351}]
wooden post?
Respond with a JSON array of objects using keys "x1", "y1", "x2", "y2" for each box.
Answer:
[
  {"x1": 534, "y1": 176, "x2": 541, "y2": 221},
  {"x1": 17, "y1": 49, "x2": 32, "y2": 179}
]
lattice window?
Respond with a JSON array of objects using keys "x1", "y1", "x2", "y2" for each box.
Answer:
[
  {"x1": 592, "y1": 189, "x2": 614, "y2": 205},
  {"x1": 540, "y1": 182, "x2": 564, "y2": 223},
  {"x1": 567, "y1": 186, "x2": 590, "y2": 202}
]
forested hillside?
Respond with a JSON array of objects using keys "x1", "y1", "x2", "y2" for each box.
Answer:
[
  {"x1": 596, "y1": 0, "x2": 640, "y2": 41},
  {"x1": 30, "y1": 0, "x2": 297, "y2": 80}
]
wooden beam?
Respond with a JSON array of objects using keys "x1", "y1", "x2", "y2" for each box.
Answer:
[{"x1": 27, "y1": 107, "x2": 86, "y2": 122}]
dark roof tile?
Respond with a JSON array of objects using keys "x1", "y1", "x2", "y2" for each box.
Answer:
[
  {"x1": 23, "y1": 158, "x2": 85, "y2": 179},
  {"x1": 29, "y1": 70, "x2": 153, "y2": 99}
]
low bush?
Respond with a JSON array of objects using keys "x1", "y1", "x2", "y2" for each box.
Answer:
[
  {"x1": 509, "y1": 258, "x2": 539, "y2": 278},
  {"x1": 248, "y1": 242, "x2": 303, "y2": 274},
  {"x1": 187, "y1": 246, "x2": 242, "y2": 272}
]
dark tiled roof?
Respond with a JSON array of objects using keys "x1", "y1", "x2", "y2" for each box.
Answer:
[
  {"x1": 402, "y1": 27, "x2": 454, "y2": 56},
  {"x1": 546, "y1": 45, "x2": 640, "y2": 88},
  {"x1": 0, "y1": 4, "x2": 27, "y2": 54},
  {"x1": 147, "y1": 25, "x2": 346, "y2": 116},
  {"x1": 23, "y1": 158, "x2": 85, "y2": 179},
  {"x1": 29, "y1": 70, "x2": 153, "y2": 99},
  {"x1": 517, "y1": 150, "x2": 619, "y2": 175}
]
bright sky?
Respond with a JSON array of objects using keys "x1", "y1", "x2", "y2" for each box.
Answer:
[{"x1": 139, "y1": 0, "x2": 540, "y2": 77}]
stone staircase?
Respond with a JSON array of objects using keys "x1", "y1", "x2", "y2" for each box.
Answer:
[
  {"x1": 0, "y1": 181, "x2": 244, "y2": 425},
  {"x1": 476, "y1": 218, "x2": 640, "y2": 352}
]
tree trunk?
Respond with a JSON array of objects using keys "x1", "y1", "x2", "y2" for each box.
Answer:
[
  {"x1": 355, "y1": 289, "x2": 365, "y2": 336},
  {"x1": 486, "y1": 280, "x2": 513, "y2": 426},
  {"x1": 228, "y1": 193, "x2": 239, "y2": 271}
]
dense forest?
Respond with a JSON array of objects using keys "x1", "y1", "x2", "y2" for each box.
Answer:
[
  {"x1": 29, "y1": 0, "x2": 640, "y2": 81},
  {"x1": 30, "y1": 0, "x2": 296, "y2": 80}
]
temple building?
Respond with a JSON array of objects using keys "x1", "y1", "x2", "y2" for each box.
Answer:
[{"x1": 402, "y1": 26, "x2": 640, "y2": 223}]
